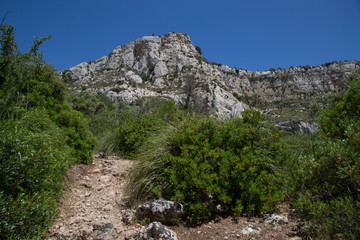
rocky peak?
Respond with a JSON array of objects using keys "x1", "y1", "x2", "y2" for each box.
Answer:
[{"x1": 59, "y1": 32, "x2": 359, "y2": 117}]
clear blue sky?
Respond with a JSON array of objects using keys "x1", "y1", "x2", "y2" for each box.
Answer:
[{"x1": 1, "y1": 0, "x2": 359, "y2": 71}]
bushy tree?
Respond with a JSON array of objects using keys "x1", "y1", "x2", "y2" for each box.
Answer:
[{"x1": 0, "y1": 23, "x2": 95, "y2": 238}]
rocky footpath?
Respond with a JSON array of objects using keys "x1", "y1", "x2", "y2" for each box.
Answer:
[
  {"x1": 47, "y1": 156, "x2": 139, "y2": 239},
  {"x1": 48, "y1": 155, "x2": 304, "y2": 240},
  {"x1": 59, "y1": 32, "x2": 359, "y2": 117}
]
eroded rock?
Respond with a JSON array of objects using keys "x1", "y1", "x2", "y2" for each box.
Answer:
[
  {"x1": 241, "y1": 225, "x2": 261, "y2": 235},
  {"x1": 135, "y1": 222, "x2": 177, "y2": 240},
  {"x1": 265, "y1": 214, "x2": 289, "y2": 226},
  {"x1": 275, "y1": 120, "x2": 319, "y2": 134},
  {"x1": 93, "y1": 222, "x2": 115, "y2": 240},
  {"x1": 136, "y1": 199, "x2": 184, "y2": 225}
]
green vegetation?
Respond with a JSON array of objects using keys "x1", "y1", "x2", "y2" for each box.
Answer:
[
  {"x1": 129, "y1": 110, "x2": 287, "y2": 223},
  {"x1": 0, "y1": 23, "x2": 94, "y2": 238},
  {"x1": 125, "y1": 72, "x2": 360, "y2": 238},
  {"x1": 195, "y1": 45, "x2": 202, "y2": 55},
  {"x1": 1, "y1": 22, "x2": 359, "y2": 239},
  {"x1": 95, "y1": 97, "x2": 186, "y2": 157},
  {"x1": 290, "y1": 72, "x2": 360, "y2": 239}
]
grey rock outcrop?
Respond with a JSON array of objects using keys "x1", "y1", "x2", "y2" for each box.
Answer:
[
  {"x1": 93, "y1": 222, "x2": 115, "y2": 240},
  {"x1": 136, "y1": 199, "x2": 184, "y2": 225},
  {"x1": 265, "y1": 214, "x2": 289, "y2": 226},
  {"x1": 241, "y1": 225, "x2": 261, "y2": 235},
  {"x1": 275, "y1": 120, "x2": 320, "y2": 134},
  {"x1": 134, "y1": 222, "x2": 177, "y2": 240},
  {"x1": 122, "y1": 209, "x2": 135, "y2": 225},
  {"x1": 94, "y1": 152, "x2": 107, "y2": 159},
  {"x1": 59, "y1": 32, "x2": 359, "y2": 117}
]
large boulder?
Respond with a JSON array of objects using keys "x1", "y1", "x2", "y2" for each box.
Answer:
[
  {"x1": 136, "y1": 199, "x2": 184, "y2": 225},
  {"x1": 126, "y1": 71, "x2": 143, "y2": 84}
]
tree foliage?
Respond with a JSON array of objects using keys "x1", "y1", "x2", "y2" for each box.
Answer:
[{"x1": 0, "y1": 23, "x2": 95, "y2": 238}]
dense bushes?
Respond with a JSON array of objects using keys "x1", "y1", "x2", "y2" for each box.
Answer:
[
  {"x1": 0, "y1": 23, "x2": 95, "y2": 238},
  {"x1": 0, "y1": 109, "x2": 74, "y2": 238},
  {"x1": 95, "y1": 97, "x2": 185, "y2": 157},
  {"x1": 292, "y1": 73, "x2": 360, "y2": 239},
  {"x1": 66, "y1": 91, "x2": 119, "y2": 136},
  {"x1": 126, "y1": 73, "x2": 360, "y2": 237},
  {"x1": 129, "y1": 110, "x2": 288, "y2": 223}
]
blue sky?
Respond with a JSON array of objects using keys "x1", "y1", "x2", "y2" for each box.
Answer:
[{"x1": 1, "y1": 0, "x2": 359, "y2": 71}]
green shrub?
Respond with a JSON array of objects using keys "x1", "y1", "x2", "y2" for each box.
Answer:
[
  {"x1": 292, "y1": 74, "x2": 360, "y2": 239},
  {"x1": 0, "y1": 109, "x2": 74, "y2": 238},
  {"x1": 96, "y1": 98, "x2": 184, "y2": 157},
  {"x1": 115, "y1": 114, "x2": 163, "y2": 158},
  {"x1": 66, "y1": 91, "x2": 119, "y2": 136},
  {"x1": 129, "y1": 110, "x2": 288, "y2": 223},
  {"x1": 195, "y1": 45, "x2": 202, "y2": 55},
  {"x1": 0, "y1": 23, "x2": 95, "y2": 238}
]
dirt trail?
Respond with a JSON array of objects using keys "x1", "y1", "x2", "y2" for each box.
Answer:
[
  {"x1": 48, "y1": 157, "x2": 139, "y2": 239},
  {"x1": 48, "y1": 156, "x2": 303, "y2": 240}
]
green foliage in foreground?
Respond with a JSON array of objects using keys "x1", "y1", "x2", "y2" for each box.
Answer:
[
  {"x1": 129, "y1": 110, "x2": 288, "y2": 223},
  {"x1": 291, "y1": 73, "x2": 360, "y2": 239},
  {"x1": 125, "y1": 72, "x2": 360, "y2": 236},
  {"x1": 0, "y1": 23, "x2": 95, "y2": 239},
  {"x1": 0, "y1": 109, "x2": 74, "y2": 239}
]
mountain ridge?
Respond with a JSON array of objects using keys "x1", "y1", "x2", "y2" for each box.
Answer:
[{"x1": 59, "y1": 32, "x2": 360, "y2": 117}]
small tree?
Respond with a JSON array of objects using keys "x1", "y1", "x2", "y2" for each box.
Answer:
[{"x1": 195, "y1": 45, "x2": 202, "y2": 55}]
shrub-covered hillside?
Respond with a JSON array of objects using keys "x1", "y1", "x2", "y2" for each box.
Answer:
[
  {"x1": 1, "y1": 22, "x2": 359, "y2": 239},
  {"x1": 0, "y1": 23, "x2": 95, "y2": 239}
]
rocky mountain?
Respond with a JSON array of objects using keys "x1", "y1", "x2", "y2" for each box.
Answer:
[{"x1": 59, "y1": 32, "x2": 359, "y2": 118}]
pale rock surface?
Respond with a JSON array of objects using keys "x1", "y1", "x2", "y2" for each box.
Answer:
[
  {"x1": 276, "y1": 120, "x2": 320, "y2": 134},
  {"x1": 265, "y1": 214, "x2": 289, "y2": 226},
  {"x1": 125, "y1": 71, "x2": 143, "y2": 84},
  {"x1": 134, "y1": 222, "x2": 178, "y2": 240},
  {"x1": 58, "y1": 32, "x2": 359, "y2": 117},
  {"x1": 136, "y1": 199, "x2": 184, "y2": 225},
  {"x1": 242, "y1": 225, "x2": 261, "y2": 235}
]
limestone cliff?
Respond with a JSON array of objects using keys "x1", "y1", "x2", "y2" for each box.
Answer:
[{"x1": 59, "y1": 32, "x2": 359, "y2": 117}]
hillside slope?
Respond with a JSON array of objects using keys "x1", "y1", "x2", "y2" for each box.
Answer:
[{"x1": 59, "y1": 32, "x2": 359, "y2": 117}]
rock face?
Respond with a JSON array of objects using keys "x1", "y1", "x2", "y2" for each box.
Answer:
[
  {"x1": 136, "y1": 199, "x2": 184, "y2": 225},
  {"x1": 59, "y1": 32, "x2": 359, "y2": 116},
  {"x1": 275, "y1": 120, "x2": 320, "y2": 134}
]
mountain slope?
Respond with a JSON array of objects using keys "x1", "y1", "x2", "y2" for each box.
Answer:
[{"x1": 59, "y1": 32, "x2": 359, "y2": 117}]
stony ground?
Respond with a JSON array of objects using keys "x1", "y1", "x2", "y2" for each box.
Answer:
[
  {"x1": 47, "y1": 157, "x2": 139, "y2": 239},
  {"x1": 48, "y1": 156, "x2": 304, "y2": 240}
]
